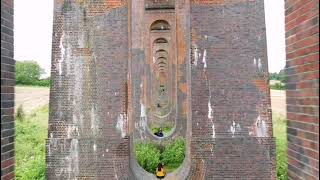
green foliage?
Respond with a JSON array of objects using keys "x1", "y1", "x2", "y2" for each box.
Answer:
[
  {"x1": 16, "y1": 61, "x2": 50, "y2": 87},
  {"x1": 34, "y1": 78, "x2": 51, "y2": 87},
  {"x1": 270, "y1": 82, "x2": 286, "y2": 90},
  {"x1": 136, "y1": 138, "x2": 186, "y2": 173},
  {"x1": 161, "y1": 138, "x2": 185, "y2": 170},
  {"x1": 151, "y1": 126, "x2": 173, "y2": 136},
  {"x1": 15, "y1": 105, "x2": 48, "y2": 180},
  {"x1": 135, "y1": 142, "x2": 161, "y2": 173},
  {"x1": 269, "y1": 70, "x2": 287, "y2": 83},
  {"x1": 135, "y1": 138, "x2": 186, "y2": 174},
  {"x1": 273, "y1": 113, "x2": 288, "y2": 180},
  {"x1": 16, "y1": 61, "x2": 43, "y2": 84},
  {"x1": 269, "y1": 72, "x2": 280, "y2": 80}
]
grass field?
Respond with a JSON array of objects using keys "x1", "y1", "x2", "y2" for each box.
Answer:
[
  {"x1": 15, "y1": 105, "x2": 48, "y2": 180},
  {"x1": 15, "y1": 85, "x2": 49, "y2": 113},
  {"x1": 14, "y1": 86, "x2": 288, "y2": 179}
]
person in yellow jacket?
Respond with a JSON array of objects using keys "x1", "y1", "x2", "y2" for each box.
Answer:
[{"x1": 156, "y1": 163, "x2": 166, "y2": 179}]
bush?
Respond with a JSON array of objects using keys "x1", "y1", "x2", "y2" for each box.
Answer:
[
  {"x1": 135, "y1": 142, "x2": 161, "y2": 173},
  {"x1": 161, "y1": 138, "x2": 185, "y2": 170},
  {"x1": 34, "y1": 78, "x2": 51, "y2": 87},
  {"x1": 135, "y1": 138, "x2": 186, "y2": 173},
  {"x1": 151, "y1": 126, "x2": 173, "y2": 136},
  {"x1": 270, "y1": 82, "x2": 285, "y2": 90}
]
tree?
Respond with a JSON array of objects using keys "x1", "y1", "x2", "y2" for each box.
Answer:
[
  {"x1": 16, "y1": 61, "x2": 44, "y2": 85},
  {"x1": 269, "y1": 69, "x2": 287, "y2": 83},
  {"x1": 278, "y1": 69, "x2": 287, "y2": 83}
]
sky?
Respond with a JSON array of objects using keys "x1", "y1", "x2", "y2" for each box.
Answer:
[{"x1": 14, "y1": 0, "x2": 286, "y2": 77}]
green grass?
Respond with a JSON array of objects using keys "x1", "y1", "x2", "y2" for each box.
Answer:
[
  {"x1": 135, "y1": 142, "x2": 161, "y2": 173},
  {"x1": 135, "y1": 138, "x2": 186, "y2": 174},
  {"x1": 161, "y1": 137, "x2": 185, "y2": 171},
  {"x1": 151, "y1": 126, "x2": 173, "y2": 136},
  {"x1": 273, "y1": 113, "x2": 288, "y2": 180},
  {"x1": 270, "y1": 83, "x2": 286, "y2": 90},
  {"x1": 15, "y1": 105, "x2": 48, "y2": 180}
]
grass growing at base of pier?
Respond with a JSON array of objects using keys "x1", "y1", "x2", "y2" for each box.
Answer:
[
  {"x1": 273, "y1": 113, "x2": 288, "y2": 180},
  {"x1": 15, "y1": 105, "x2": 48, "y2": 180},
  {"x1": 135, "y1": 142, "x2": 162, "y2": 173}
]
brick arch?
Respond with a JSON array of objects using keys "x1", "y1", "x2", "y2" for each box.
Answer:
[{"x1": 150, "y1": 20, "x2": 171, "y2": 31}]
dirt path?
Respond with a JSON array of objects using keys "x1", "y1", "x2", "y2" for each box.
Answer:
[
  {"x1": 270, "y1": 90, "x2": 286, "y2": 116},
  {"x1": 14, "y1": 86, "x2": 286, "y2": 116},
  {"x1": 15, "y1": 86, "x2": 50, "y2": 114}
]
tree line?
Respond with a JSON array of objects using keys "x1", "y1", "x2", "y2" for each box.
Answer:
[
  {"x1": 16, "y1": 61, "x2": 50, "y2": 87},
  {"x1": 269, "y1": 69, "x2": 286, "y2": 90}
]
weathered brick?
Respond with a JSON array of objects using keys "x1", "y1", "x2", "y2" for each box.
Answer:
[
  {"x1": 286, "y1": 44, "x2": 319, "y2": 60},
  {"x1": 285, "y1": 0, "x2": 319, "y2": 178},
  {"x1": 286, "y1": 34, "x2": 319, "y2": 53},
  {"x1": 46, "y1": 0, "x2": 275, "y2": 179},
  {"x1": 286, "y1": 25, "x2": 319, "y2": 46},
  {"x1": 1, "y1": 158, "x2": 14, "y2": 169},
  {"x1": 1, "y1": 172, "x2": 14, "y2": 180},
  {"x1": 1, "y1": 0, "x2": 14, "y2": 179}
]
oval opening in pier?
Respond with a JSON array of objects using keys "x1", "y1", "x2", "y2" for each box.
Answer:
[{"x1": 131, "y1": 18, "x2": 190, "y2": 179}]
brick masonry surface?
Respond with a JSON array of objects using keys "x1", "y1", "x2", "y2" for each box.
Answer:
[
  {"x1": 189, "y1": 1, "x2": 276, "y2": 179},
  {"x1": 285, "y1": 0, "x2": 319, "y2": 179},
  {"x1": 46, "y1": 0, "x2": 275, "y2": 179},
  {"x1": 1, "y1": 0, "x2": 15, "y2": 179}
]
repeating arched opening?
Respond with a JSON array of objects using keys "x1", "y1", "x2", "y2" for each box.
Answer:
[
  {"x1": 155, "y1": 49, "x2": 167, "y2": 54},
  {"x1": 150, "y1": 35, "x2": 171, "y2": 130},
  {"x1": 157, "y1": 57, "x2": 167, "y2": 63},
  {"x1": 155, "y1": 51, "x2": 168, "y2": 62},
  {"x1": 158, "y1": 69, "x2": 167, "y2": 74},
  {"x1": 153, "y1": 38, "x2": 169, "y2": 53},
  {"x1": 150, "y1": 20, "x2": 171, "y2": 31},
  {"x1": 157, "y1": 62, "x2": 167, "y2": 68},
  {"x1": 158, "y1": 67, "x2": 167, "y2": 71},
  {"x1": 154, "y1": 38, "x2": 168, "y2": 43},
  {"x1": 132, "y1": 18, "x2": 190, "y2": 179},
  {"x1": 156, "y1": 56, "x2": 166, "y2": 60}
]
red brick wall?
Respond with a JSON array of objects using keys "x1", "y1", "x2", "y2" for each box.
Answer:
[
  {"x1": 46, "y1": 1, "x2": 130, "y2": 178},
  {"x1": 1, "y1": 0, "x2": 15, "y2": 179},
  {"x1": 189, "y1": 1, "x2": 276, "y2": 178},
  {"x1": 285, "y1": 0, "x2": 319, "y2": 179},
  {"x1": 47, "y1": 0, "x2": 276, "y2": 179}
]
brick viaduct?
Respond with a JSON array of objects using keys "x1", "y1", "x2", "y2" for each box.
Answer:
[{"x1": 1, "y1": 0, "x2": 318, "y2": 179}]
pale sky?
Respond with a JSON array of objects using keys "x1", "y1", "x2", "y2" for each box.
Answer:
[{"x1": 14, "y1": 0, "x2": 286, "y2": 77}]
